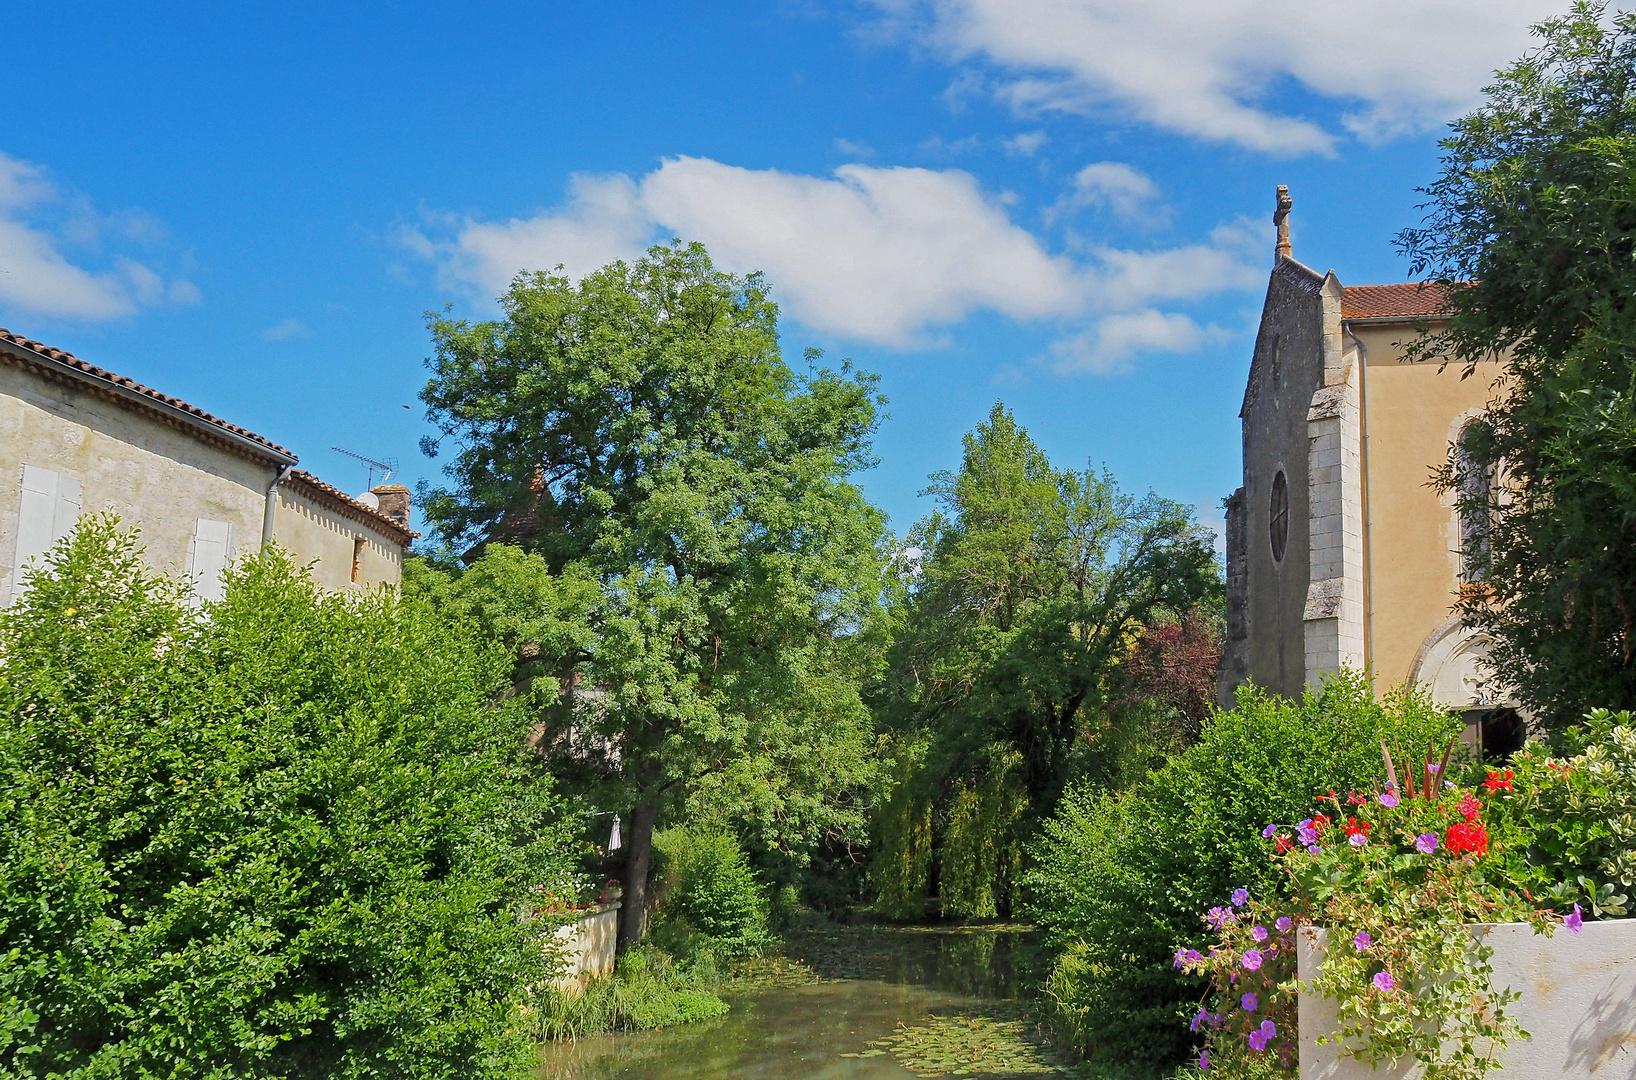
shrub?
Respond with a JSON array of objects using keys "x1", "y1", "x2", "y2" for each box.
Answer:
[
  {"x1": 0, "y1": 519, "x2": 577, "y2": 1080},
  {"x1": 650, "y1": 828, "x2": 770, "y2": 956},
  {"x1": 1024, "y1": 673, "x2": 1458, "y2": 1075}
]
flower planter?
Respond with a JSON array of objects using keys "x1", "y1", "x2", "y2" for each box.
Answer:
[
  {"x1": 550, "y1": 900, "x2": 622, "y2": 992},
  {"x1": 1297, "y1": 919, "x2": 1636, "y2": 1078}
]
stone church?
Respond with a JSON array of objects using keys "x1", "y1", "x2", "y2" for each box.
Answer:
[{"x1": 1217, "y1": 188, "x2": 1524, "y2": 756}]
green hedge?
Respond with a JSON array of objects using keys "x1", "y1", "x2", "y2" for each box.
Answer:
[
  {"x1": 1024, "y1": 673, "x2": 1458, "y2": 1075},
  {"x1": 0, "y1": 519, "x2": 577, "y2": 1079}
]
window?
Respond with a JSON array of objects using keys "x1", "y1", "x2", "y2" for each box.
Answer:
[
  {"x1": 11, "y1": 465, "x2": 81, "y2": 602},
  {"x1": 1269, "y1": 469, "x2": 1289, "y2": 563},
  {"x1": 1456, "y1": 423, "x2": 1493, "y2": 584},
  {"x1": 188, "y1": 519, "x2": 236, "y2": 603}
]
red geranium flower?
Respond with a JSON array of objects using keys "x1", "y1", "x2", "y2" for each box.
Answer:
[
  {"x1": 1484, "y1": 770, "x2": 1514, "y2": 792},
  {"x1": 1457, "y1": 793, "x2": 1482, "y2": 821},
  {"x1": 1446, "y1": 820, "x2": 1489, "y2": 856}
]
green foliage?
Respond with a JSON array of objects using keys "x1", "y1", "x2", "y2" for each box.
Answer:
[
  {"x1": 1399, "y1": 3, "x2": 1636, "y2": 728},
  {"x1": 1484, "y1": 709, "x2": 1636, "y2": 914},
  {"x1": 650, "y1": 828, "x2": 770, "y2": 957},
  {"x1": 0, "y1": 518, "x2": 577, "y2": 1080},
  {"x1": 877, "y1": 403, "x2": 1221, "y2": 813},
  {"x1": 414, "y1": 242, "x2": 890, "y2": 932},
  {"x1": 939, "y1": 751, "x2": 1026, "y2": 920},
  {"x1": 869, "y1": 744, "x2": 934, "y2": 920},
  {"x1": 1025, "y1": 673, "x2": 1458, "y2": 1075},
  {"x1": 526, "y1": 946, "x2": 728, "y2": 1041}
]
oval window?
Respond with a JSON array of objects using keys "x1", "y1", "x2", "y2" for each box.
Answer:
[{"x1": 1269, "y1": 470, "x2": 1289, "y2": 563}]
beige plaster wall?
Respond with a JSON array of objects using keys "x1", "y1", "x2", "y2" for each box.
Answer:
[
  {"x1": 0, "y1": 362, "x2": 272, "y2": 602},
  {"x1": 272, "y1": 487, "x2": 403, "y2": 590},
  {"x1": 1356, "y1": 322, "x2": 1506, "y2": 691}
]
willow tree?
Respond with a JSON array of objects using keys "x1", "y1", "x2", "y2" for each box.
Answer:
[
  {"x1": 1400, "y1": 3, "x2": 1636, "y2": 728},
  {"x1": 870, "y1": 405, "x2": 1220, "y2": 914},
  {"x1": 417, "y1": 242, "x2": 887, "y2": 944}
]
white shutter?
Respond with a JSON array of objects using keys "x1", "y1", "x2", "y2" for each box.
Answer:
[
  {"x1": 188, "y1": 518, "x2": 235, "y2": 603},
  {"x1": 12, "y1": 465, "x2": 81, "y2": 590}
]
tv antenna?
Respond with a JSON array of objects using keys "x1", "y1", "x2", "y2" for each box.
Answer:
[{"x1": 331, "y1": 447, "x2": 397, "y2": 488}]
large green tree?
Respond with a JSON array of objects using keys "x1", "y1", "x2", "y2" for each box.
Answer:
[
  {"x1": 870, "y1": 406, "x2": 1220, "y2": 915},
  {"x1": 1400, "y1": 2, "x2": 1636, "y2": 728},
  {"x1": 415, "y1": 242, "x2": 888, "y2": 943}
]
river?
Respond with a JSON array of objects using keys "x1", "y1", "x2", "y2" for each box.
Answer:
[{"x1": 535, "y1": 923, "x2": 1075, "y2": 1079}]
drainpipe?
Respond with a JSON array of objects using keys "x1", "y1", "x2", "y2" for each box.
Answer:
[
  {"x1": 262, "y1": 464, "x2": 296, "y2": 547},
  {"x1": 1345, "y1": 322, "x2": 1374, "y2": 678}
]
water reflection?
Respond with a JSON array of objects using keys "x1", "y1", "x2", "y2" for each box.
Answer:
[{"x1": 535, "y1": 925, "x2": 1043, "y2": 1080}]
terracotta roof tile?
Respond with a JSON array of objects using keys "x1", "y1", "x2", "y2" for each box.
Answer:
[
  {"x1": 285, "y1": 470, "x2": 419, "y2": 545},
  {"x1": 0, "y1": 327, "x2": 296, "y2": 461},
  {"x1": 1341, "y1": 283, "x2": 1453, "y2": 320}
]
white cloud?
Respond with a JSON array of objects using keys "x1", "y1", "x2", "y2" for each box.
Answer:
[
  {"x1": 261, "y1": 317, "x2": 310, "y2": 342},
  {"x1": 1049, "y1": 309, "x2": 1220, "y2": 374},
  {"x1": 407, "y1": 156, "x2": 1261, "y2": 360},
  {"x1": 868, "y1": 0, "x2": 1559, "y2": 154},
  {"x1": 0, "y1": 151, "x2": 197, "y2": 320},
  {"x1": 834, "y1": 137, "x2": 877, "y2": 158},
  {"x1": 1004, "y1": 130, "x2": 1048, "y2": 156},
  {"x1": 1048, "y1": 161, "x2": 1159, "y2": 222}
]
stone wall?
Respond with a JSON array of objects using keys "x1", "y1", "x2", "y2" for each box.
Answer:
[
  {"x1": 550, "y1": 902, "x2": 622, "y2": 992},
  {"x1": 1298, "y1": 920, "x2": 1636, "y2": 1077}
]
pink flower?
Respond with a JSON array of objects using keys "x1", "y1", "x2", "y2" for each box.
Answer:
[
  {"x1": 1379, "y1": 790, "x2": 1400, "y2": 808},
  {"x1": 1275, "y1": 916, "x2": 1292, "y2": 933},
  {"x1": 1372, "y1": 970, "x2": 1395, "y2": 992},
  {"x1": 1242, "y1": 949, "x2": 1263, "y2": 971},
  {"x1": 1251, "y1": 925, "x2": 1268, "y2": 942},
  {"x1": 1566, "y1": 904, "x2": 1584, "y2": 935},
  {"x1": 1353, "y1": 931, "x2": 1371, "y2": 951},
  {"x1": 1247, "y1": 1020, "x2": 1277, "y2": 1051},
  {"x1": 1415, "y1": 833, "x2": 1439, "y2": 854}
]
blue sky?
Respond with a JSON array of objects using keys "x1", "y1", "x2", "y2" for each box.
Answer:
[{"x1": 0, "y1": 0, "x2": 1565, "y2": 541}]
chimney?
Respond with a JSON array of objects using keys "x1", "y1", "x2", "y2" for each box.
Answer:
[
  {"x1": 371, "y1": 484, "x2": 411, "y2": 529},
  {"x1": 1274, "y1": 185, "x2": 1292, "y2": 261}
]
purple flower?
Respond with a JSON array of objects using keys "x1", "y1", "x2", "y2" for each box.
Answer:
[
  {"x1": 1231, "y1": 887, "x2": 1250, "y2": 907},
  {"x1": 1199, "y1": 1049, "x2": 1210, "y2": 1071},
  {"x1": 1445, "y1": 780, "x2": 1456, "y2": 790},
  {"x1": 1241, "y1": 992, "x2": 1258, "y2": 1011},
  {"x1": 1247, "y1": 1019, "x2": 1278, "y2": 1052},
  {"x1": 1427, "y1": 763, "x2": 1441, "y2": 774},
  {"x1": 1372, "y1": 970, "x2": 1395, "y2": 992},
  {"x1": 1306, "y1": 844, "x2": 1321, "y2": 855},
  {"x1": 1416, "y1": 833, "x2": 1439, "y2": 854},
  {"x1": 1206, "y1": 906, "x2": 1236, "y2": 930},
  {"x1": 1251, "y1": 925, "x2": 1268, "y2": 942},
  {"x1": 1349, "y1": 833, "x2": 1368, "y2": 847},
  {"x1": 1353, "y1": 931, "x2": 1371, "y2": 951},
  {"x1": 1262, "y1": 823, "x2": 1277, "y2": 838},
  {"x1": 1379, "y1": 790, "x2": 1400, "y2": 808},
  {"x1": 1173, "y1": 947, "x2": 1204, "y2": 968},
  {"x1": 1566, "y1": 903, "x2": 1584, "y2": 935},
  {"x1": 1191, "y1": 1007, "x2": 1208, "y2": 1033},
  {"x1": 1242, "y1": 949, "x2": 1263, "y2": 971},
  {"x1": 1275, "y1": 916, "x2": 1292, "y2": 933},
  {"x1": 1296, "y1": 819, "x2": 1318, "y2": 845}
]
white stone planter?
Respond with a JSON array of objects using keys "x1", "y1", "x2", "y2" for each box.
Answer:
[
  {"x1": 1297, "y1": 920, "x2": 1636, "y2": 1078},
  {"x1": 549, "y1": 900, "x2": 621, "y2": 992}
]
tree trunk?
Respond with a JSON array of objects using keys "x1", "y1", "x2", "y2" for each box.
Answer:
[{"x1": 617, "y1": 796, "x2": 658, "y2": 950}]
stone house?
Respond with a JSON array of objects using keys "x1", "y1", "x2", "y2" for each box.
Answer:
[
  {"x1": 0, "y1": 328, "x2": 415, "y2": 604},
  {"x1": 1217, "y1": 189, "x2": 1524, "y2": 756}
]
